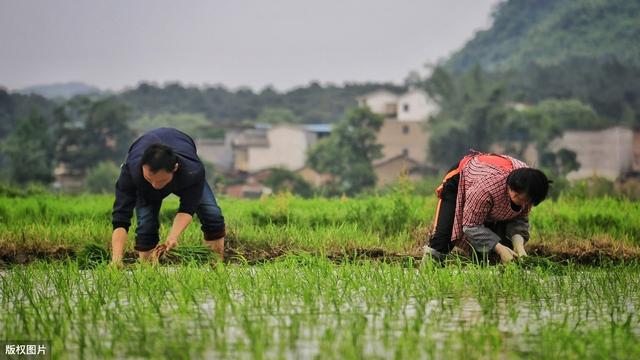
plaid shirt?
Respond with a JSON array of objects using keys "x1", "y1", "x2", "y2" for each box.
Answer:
[{"x1": 451, "y1": 154, "x2": 531, "y2": 245}]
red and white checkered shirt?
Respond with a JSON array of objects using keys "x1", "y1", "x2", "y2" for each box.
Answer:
[{"x1": 451, "y1": 154, "x2": 531, "y2": 244}]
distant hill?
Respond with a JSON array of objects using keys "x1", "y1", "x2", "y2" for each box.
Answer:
[
  {"x1": 19, "y1": 82, "x2": 101, "y2": 99},
  {"x1": 446, "y1": 0, "x2": 640, "y2": 73}
]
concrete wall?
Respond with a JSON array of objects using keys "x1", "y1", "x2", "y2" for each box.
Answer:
[
  {"x1": 376, "y1": 120, "x2": 429, "y2": 164},
  {"x1": 374, "y1": 156, "x2": 421, "y2": 187},
  {"x1": 633, "y1": 130, "x2": 640, "y2": 173},
  {"x1": 397, "y1": 89, "x2": 438, "y2": 122},
  {"x1": 196, "y1": 129, "x2": 241, "y2": 172},
  {"x1": 296, "y1": 167, "x2": 333, "y2": 187},
  {"x1": 550, "y1": 126, "x2": 634, "y2": 180},
  {"x1": 246, "y1": 126, "x2": 315, "y2": 172}
]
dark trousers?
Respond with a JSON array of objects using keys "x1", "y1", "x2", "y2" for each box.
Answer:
[
  {"x1": 428, "y1": 168, "x2": 460, "y2": 254},
  {"x1": 134, "y1": 182, "x2": 226, "y2": 251}
]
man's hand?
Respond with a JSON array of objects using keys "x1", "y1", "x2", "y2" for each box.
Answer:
[
  {"x1": 165, "y1": 237, "x2": 179, "y2": 251},
  {"x1": 111, "y1": 227, "x2": 128, "y2": 266},
  {"x1": 511, "y1": 234, "x2": 527, "y2": 257},
  {"x1": 163, "y1": 212, "x2": 192, "y2": 252},
  {"x1": 495, "y1": 243, "x2": 517, "y2": 263},
  {"x1": 109, "y1": 260, "x2": 124, "y2": 269}
]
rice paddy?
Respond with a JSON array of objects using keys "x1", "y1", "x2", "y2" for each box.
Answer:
[{"x1": 1, "y1": 191, "x2": 639, "y2": 359}]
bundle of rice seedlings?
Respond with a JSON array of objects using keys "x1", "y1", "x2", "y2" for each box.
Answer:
[{"x1": 77, "y1": 243, "x2": 110, "y2": 268}]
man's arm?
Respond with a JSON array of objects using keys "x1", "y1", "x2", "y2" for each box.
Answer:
[
  {"x1": 164, "y1": 171, "x2": 204, "y2": 250},
  {"x1": 155, "y1": 162, "x2": 206, "y2": 251},
  {"x1": 164, "y1": 212, "x2": 193, "y2": 250},
  {"x1": 111, "y1": 228, "x2": 128, "y2": 265},
  {"x1": 110, "y1": 165, "x2": 136, "y2": 265}
]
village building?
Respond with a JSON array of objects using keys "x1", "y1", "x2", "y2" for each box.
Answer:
[
  {"x1": 549, "y1": 126, "x2": 634, "y2": 180},
  {"x1": 357, "y1": 88, "x2": 438, "y2": 184}
]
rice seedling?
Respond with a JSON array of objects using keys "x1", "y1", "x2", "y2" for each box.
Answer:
[
  {"x1": 1, "y1": 192, "x2": 639, "y2": 264},
  {"x1": 1, "y1": 257, "x2": 638, "y2": 359},
  {"x1": 2, "y1": 191, "x2": 640, "y2": 358}
]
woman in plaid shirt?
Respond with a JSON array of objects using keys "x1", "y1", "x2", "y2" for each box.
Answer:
[{"x1": 424, "y1": 151, "x2": 551, "y2": 263}]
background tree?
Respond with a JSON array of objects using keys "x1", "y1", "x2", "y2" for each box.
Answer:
[
  {"x1": 134, "y1": 113, "x2": 224, "y2": 139},
  {"x1": 254, "y1": 107, "x2": 302, "y2": 124},
  {"x1": 424, "y1": 66, "x2": 508, "y2": 169},
  {"x1": 55, "y1": 97, "x2": 134, "y2": 175},
  {"x1": 118, "y1": 81, "x2": 406, "y2": 125},
  {"x1": 84, "y1": 161, "x2": 121, "y2": 194},
  {"x1": 307, "y1": 107, "x2": 384, "y2": 195},
  {"x1": 0, "y1": 90, "x2": 56, "y2": 179},
  {"x1": 2, "y1": 111, "x2": 55, "y2": 184},
  {"x1": 263, "y1": 168, "x2": 313, "y2": 198}
]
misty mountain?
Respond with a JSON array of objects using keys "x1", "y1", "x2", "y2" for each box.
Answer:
[{"x1": 446, "y1": 0, "x2": 640, "y2": 73}]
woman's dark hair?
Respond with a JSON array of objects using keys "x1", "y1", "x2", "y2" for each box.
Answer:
[
  {"x1": 506, "y1": 168, "x2": 551, "y2": 206},
  {"x1": 141, "y1": 144, "x2": 178, "y2": 172}
]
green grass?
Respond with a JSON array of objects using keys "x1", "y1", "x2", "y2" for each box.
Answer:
[{"x1": 0, "y1": 192, "x2": 639, "y2": 262}]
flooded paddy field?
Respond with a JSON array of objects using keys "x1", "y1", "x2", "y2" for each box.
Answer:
[
  {"x1": 2, "y1": 258, "x2": 639, "y2": 359},
  {"x1": 1, "y1": 193, "x2": 639, "y2": 358}
]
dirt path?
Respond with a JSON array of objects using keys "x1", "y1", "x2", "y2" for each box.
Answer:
[{"x1": 1, "y1": 238, "x2": 639, "y2": 267}]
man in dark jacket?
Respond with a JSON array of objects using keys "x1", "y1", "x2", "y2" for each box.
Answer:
[{"x1": 110, "y1": 128, "x2": 226, "y2": 266}]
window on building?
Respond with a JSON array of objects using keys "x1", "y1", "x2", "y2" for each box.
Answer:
[
  {"x1": 403, "y1": 103, "x2": 410, "y2": 112},
  {"x1": 402, "y1": 148, "x2": 409, "y2": 156},
  {"x1": 402, "y1": 125, "x2": 410, "y2": 134}
]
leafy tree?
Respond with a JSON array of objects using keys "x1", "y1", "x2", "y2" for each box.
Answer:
[
  {"x1": 263, "y1": 168, "x2": 313, "y2": 198},
  {"x1": 403, "y1": 70, "x2": 423, "y2": 88},
  {"x1": 255, "y1": 107, "x2": 302, "y2": 124},
  {"x1": 441, "y1": 0, "x2": 640, "y2": 126},
  {"x1": 2, "y1": 111, "x2": 55, "y2": 184},
  {"x1": 55, "y1": 97, "x2": 134, "y2": 175},
  {"x1": 0, "y1": 90, "x2": 56, "y2": 177},
  {"x1": 84, "y1": 161, "x2": 121, "y2": 194},
  {"x1": 540, "y1": 148, "x2": 580, "y2": 179},
  {"x1": 424, "y1": 63, "x2": 608, "y2": 172},
  {"x1": 201, "y1": 160, "x2": 225, "y2": 193},
  {"x1": 134, "y1": 113, "x2": 224, "y2": 139},
  {"x1": 307, "y1": 107, "x2": 383, "y2": 195},
  {"x1": 425, "y1": 66, "x2": 508, "y2": 169},
  {"x1": 118, "y1": 81, "x2": 406, "y2": 125},
  {"x1": 499, "y1": 99, "x2": 602, "y2": 175}
]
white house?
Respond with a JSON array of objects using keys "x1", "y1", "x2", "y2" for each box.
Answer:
[
  {"x1": 232, "y1": 124, "x2": 331, "y2": 173},
  {"x1": 359, "y1": 88, "x2": 437, "y2": 171},
  {"x1": 357, "y1": 88, "x2": 438, "y2": 122},
  {"x1": 196, "y1": 129, "x2": 242, "y2": 172},
  {"x1": 376, "y1": 120, "x2": 430, "y2": 164},
  {"x1": 396, "y1": 88, "x2": 438, "y2": 122}
]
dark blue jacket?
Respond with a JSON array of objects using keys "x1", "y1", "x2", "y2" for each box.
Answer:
[{"x1": 112, "y1": 128, "x2": 205, "y2": 231}]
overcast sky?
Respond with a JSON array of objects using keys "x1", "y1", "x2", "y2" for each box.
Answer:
[{"x1": 0, "y1": 0, "x2": 500, "y2": 92}]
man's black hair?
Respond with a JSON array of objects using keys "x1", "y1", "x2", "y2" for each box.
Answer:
[
  {"x1": 141, "y1": 143, "x2": 178, "y2": 172},
  {"x1": 506, "y1": 168, "x2": 551, "y2": 206}
]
